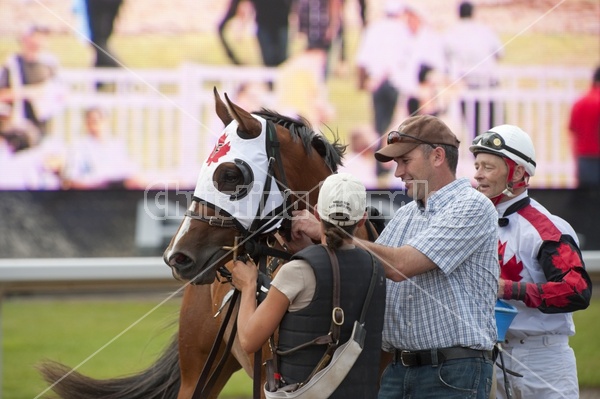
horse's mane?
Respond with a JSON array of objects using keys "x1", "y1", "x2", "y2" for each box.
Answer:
[{"x1": 254, "y1": 109, "x2": 346, "y2": 172}]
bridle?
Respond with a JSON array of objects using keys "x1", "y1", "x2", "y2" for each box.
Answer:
[
  {"x1": 189, "y1": 119, "x2": 298, "y2": 399},
  {"x1": 184, "y1": 119, "x2": 295, "y2": 250}
]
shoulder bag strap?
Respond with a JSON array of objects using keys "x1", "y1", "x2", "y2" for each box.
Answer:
[
  {"x1": 325, "y1": 246, "x2": 342, "y2": 343},
  {"x1": 303, "y1": 248, "x2": 379, "y2": 384}
]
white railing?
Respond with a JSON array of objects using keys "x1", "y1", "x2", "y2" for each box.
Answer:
[
  {"x1": 455, "y1": 66, "x2": 591, "y2": 188},
  {"x1": 49, "y1": 64, "x2": 278, "y2": 188},
  {"x1": 0, "y1": 257, "x2": 171, "y2": 283},
  {"x1": 1, "y1": 253, "x2": 598, "y2": 287},
  {"x1": 48, "y1": 64, "x2": 591, "y2": 188}
]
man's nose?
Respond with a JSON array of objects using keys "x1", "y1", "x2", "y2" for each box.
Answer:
[
  {"x1": 394, "y1": 163, "x2": 405, "y2": 178},
  {"x1": 474, "y1": 168, "x2": 483, "y2": 180}
]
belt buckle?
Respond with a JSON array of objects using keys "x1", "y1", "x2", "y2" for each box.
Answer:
[{"x1": 400, "y1": 350, "x2": 412, "y2": 367}]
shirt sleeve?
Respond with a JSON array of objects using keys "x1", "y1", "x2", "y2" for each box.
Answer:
[
  {"x1": 502, "y1": 234, "x2": 592, "y2": 313},
  {"x1": 271, "y1": 259, "x2": 316, "y2": 311},
  {"x1": 408, "y1": 196, "x2": 497, "y2": 275}
]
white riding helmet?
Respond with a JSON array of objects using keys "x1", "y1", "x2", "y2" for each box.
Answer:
[{"x1": 470, "y1": 124, "x2": 536, "y2": 177}]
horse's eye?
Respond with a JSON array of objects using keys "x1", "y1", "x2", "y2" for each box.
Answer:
[
  {"x1": 222, "y1": 169, "x2": 240, "y2": 184},
  {"x1": 213, "y1": 161, "x2": 253, "y2": 200},
  {"x1": 213, "y1": 164, "x2": 243, "y2": 193}
]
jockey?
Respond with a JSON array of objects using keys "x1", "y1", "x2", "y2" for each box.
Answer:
[{"x1": 470, "y1": 124, "x2": 592, "y2": 399}]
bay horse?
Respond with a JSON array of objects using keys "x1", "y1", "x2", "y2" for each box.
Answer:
[{"x1": 40, "y1": 88, "x2": 382, "y2": 398}]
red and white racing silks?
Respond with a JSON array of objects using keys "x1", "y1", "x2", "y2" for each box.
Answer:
[{"x1": 496, "y1": 191, "x2": 592, "y2": 337}]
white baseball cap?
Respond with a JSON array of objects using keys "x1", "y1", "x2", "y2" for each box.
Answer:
[{"x1": 317, "y1": 173, "x2": 367, "y2": 226}]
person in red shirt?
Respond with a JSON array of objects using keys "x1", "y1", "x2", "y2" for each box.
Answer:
[{"x1": 568, "y1": 66, "x2": 600, "y2": 188}]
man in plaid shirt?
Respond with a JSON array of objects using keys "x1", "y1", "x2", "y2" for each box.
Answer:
[{"x1": 292, "y1": 114, "x2": 499, "y2": 398}]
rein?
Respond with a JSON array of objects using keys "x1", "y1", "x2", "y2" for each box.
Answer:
[{"x1": 191, "y1": 289, "x2": 240, "y2": 399}]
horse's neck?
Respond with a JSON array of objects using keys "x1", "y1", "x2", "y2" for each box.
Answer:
[{"x1": 357, "y1": 220, "x2": 379, "y2": 242}]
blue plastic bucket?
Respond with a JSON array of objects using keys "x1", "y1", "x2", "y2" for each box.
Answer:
[{"x1": 495, "y1": 299, "x2": 518, "y2": 342}]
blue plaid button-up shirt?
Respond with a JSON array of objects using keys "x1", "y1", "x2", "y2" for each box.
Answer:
[{"x1": 377, "y1": 178, "x2": 499, "y2": 351}]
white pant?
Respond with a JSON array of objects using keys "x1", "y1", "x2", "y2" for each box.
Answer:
[{"x1": 495, "y1": 334, "x2": 579, "y2": 399}]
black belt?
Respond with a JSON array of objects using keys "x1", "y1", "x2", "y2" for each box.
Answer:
[{"x1": 392, "y1": 347, "x2": 492, "y2": 367}]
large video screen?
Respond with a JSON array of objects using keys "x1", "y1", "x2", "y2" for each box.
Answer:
[{"x1": 0, "y1": 0, "x2": 597, "y2": 191}]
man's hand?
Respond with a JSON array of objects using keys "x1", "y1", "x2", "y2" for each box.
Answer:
[
  {"x1": 290, "y1": 209, "x2": 321, "y2": 241},
  {"x1": 282, "y1": 230, "x2": 314, "y2": 253}
]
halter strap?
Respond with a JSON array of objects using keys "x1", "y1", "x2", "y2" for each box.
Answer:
[
  {"x1": 248, "y1": 120, "x2": 291, "y2": 235},
  {"x1": 186, "y1": 198, "x2": 243, "y2": 230}
]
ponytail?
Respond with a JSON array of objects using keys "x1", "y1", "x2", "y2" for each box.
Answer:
[{"x1": 322, "y1": 221, "x2": 357, "y2": 250}]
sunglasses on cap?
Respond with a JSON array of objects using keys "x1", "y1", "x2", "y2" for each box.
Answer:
[
  {"x1": 386, "y1": 131, "x2": 437, "y2": 148},
  {"x1": 472, "y1": 131, "x2": 536, "y2": 166}
]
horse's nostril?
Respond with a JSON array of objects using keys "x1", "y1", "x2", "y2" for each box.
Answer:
[
  {"x1": 175, "y1": 253, "x2": 189, "y2": 264},
  {"x1": 169, "y1": 252, "x2": 193, "y2": 270}
]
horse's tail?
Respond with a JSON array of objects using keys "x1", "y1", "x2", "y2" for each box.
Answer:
[{"x1": 38, "y1": 333, "x2": 180, "y2": 399}]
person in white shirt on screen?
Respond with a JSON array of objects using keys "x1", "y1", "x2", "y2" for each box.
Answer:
[
  {"x1": 444, "y1": 1, "x2": 504, "y2": 138},
  {"x1": 62, "y1": 107, "x2": 142, "y2": 189}
]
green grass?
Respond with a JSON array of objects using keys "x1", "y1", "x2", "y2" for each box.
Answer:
[
  {"x1": 3, "y1": 296, "x2": 599, "y2": 398},
  {"x1": 2, "y1": 297, "x2": 179, "y2": 398},
  {"x1": 1, "y1": 295, "x2": 253, "y2": 399},
  {"x1": 500, "y1": 33, "x2": 600, "y2": 66},
  {"x1": 1, "y1": 28, "x2": 597, "y2": 72},
  {"x1": 571, "y1": 297, "x2": 600, "y2": 386}
]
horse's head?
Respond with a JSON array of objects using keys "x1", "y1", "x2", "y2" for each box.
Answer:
[{"x1": 164, "y1": 88, "x2": 345, "y2": 283}]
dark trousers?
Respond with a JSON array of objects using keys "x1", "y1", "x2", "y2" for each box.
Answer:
[
  {"x1": 372, "y1": 80, "x2": 398, "y2": 176},
  {"x1": 257, "y1": 27, "x2": 289, "y2": 67},
  {"x1": 372, "y1": 80, "x2": 399, "y2": 137},
  {"x1": 577, "y1": 157, "x2": 600, "y2": 188},
  {"x1": 86, "y1": 0, "x2": 123, "y2": 68}
]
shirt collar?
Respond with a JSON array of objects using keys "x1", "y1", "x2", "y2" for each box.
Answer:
[
  {"x1": 496, "y1": 191, "x2": 528, "y2": 217},
  {"x1": 418, "y1": 177, "x2": 472, "y2": 213}
]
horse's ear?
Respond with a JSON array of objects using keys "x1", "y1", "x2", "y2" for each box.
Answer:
[
  {"x1": 224, "y1": 92, "x2": 262, "y2": 139},
  {"x1": 214, "y1": 87, "x2": 233, "y2": 126}
]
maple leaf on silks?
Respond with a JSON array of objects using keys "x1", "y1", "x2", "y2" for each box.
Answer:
[
  {"x1": 498, "y1": 241, "x2": 523, "y2": 281},
  {"x1": 207, "y1": 133, "x2": 231, "y2": 166}
]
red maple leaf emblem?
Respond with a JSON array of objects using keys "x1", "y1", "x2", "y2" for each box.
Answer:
[
  {"x1": 498, "y1": 240, "x2": 523, "y2": 281},
  {"x1": 206, "y1": 133, "x2": 231, "y2": 166}
]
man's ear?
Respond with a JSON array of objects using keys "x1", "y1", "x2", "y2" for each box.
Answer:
[
  {"x1": 512, "y1": 164, "x2": 526, "y2": 182},
  {"x1": 432, "y1": 147, "x2": 445, "y2": 167}
]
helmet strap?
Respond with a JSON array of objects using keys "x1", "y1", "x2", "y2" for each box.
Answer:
[
  {"x1": 503, "y1": 158, "x2": 530, "y2": 197},
  {"x1": 489, "y1": 193, "x2": 504, "y2": 206},
  {"x1": 490, "y1": 158, "x2": 528, "y2": 206}
]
